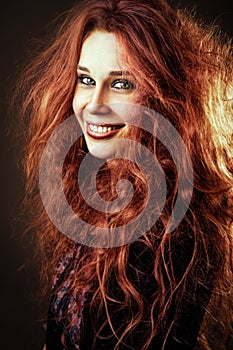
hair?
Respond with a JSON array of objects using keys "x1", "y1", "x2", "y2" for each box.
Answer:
[{"x1": 14, "y1": 0, "x2": 233, "y2": 349}]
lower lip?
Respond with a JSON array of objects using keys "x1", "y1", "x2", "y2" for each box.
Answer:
[{"x1": 86, "y1": 124, "x2": 125, "y2": 140}]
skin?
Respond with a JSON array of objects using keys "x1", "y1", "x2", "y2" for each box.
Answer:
[{"x1": 72, "y1": 30, "x2": 139, "y2": 159}]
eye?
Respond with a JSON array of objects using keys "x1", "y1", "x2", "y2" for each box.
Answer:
[
  {"x1": 77, "y1": 75, "x2": 95, "y2": 86},
  {"x1": 111, "y1": 79, "x2": 135, "y2": 91}
]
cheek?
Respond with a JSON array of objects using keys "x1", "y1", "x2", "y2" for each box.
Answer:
[
  {"x1": 112, "y1": 104, "x2": 140, "y2": 124},
  {"x1": 72, "y1": 95, "x2": 84, "y2": 130},
  {"x1": 72, "y1": 86, "x2": 89, "y2": 113},
  {"x1": 72, "y1": 92, "x2": 82, "y2": 115},
  {"x1": 72, "y1": 89, "x2": 95, "y2": 119}
]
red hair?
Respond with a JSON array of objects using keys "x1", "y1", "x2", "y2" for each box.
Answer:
[{"x1": 15, "y1": 0, "x2": 232, "y2": 348}]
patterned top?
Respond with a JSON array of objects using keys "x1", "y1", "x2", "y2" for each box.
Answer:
[
  {"x1": 46, "y1": 244, "x2": 233, "y2": 350},
  {"x1": 46, "y1": 245, "x2": 88, "y2": 350}
]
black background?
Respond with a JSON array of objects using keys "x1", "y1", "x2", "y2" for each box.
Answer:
[{"x1": 1, "y1": 1, "x2": 232, "y2": 349}]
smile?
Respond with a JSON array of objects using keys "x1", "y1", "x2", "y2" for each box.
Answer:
[{"x1": 86, "y1": 122, "x2": 125, "y2": 139}]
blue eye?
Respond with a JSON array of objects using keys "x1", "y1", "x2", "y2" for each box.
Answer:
[
  {"x1": 78, "y1": 75, "x2": 95, "y2": 86},
  {"x1": 112, "y1": 79, "x2": 135, "y2": 90}
]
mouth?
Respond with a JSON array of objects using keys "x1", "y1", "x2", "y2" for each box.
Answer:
[{"x1": 86, "y1": 122, "x2": 125, "y2": 139}]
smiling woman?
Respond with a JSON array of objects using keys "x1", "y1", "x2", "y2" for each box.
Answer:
[
  {"x1": 15, "y1": 0, "x2": 233, "y2": 349},
  {"x1": 73, "y1": 31, "x2": 138, "y2": 159}
]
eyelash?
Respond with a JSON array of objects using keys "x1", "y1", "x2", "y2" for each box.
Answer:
[
  {"x1": 77, "y1": 75, "x2": 95, "y2": 86},
  {"x1": 77, "y1": 75, "x2": 135, "y2": 91}
]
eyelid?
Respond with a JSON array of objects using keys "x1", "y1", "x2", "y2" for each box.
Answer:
[
  {"x1": 111, "y1": 79, "x2": 136, "y2": 90},
  {"x1": 77, "y1": 73, "x2": 92, "y2": 79}
]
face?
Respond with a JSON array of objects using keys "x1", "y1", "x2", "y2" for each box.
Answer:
[{"x1": 72, "y1": 30, "x2": 138, "y2": 159}]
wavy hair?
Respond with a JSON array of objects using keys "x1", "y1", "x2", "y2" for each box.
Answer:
[{"x1": 15, "y1": 0, "x2": 233, "y2": 349}]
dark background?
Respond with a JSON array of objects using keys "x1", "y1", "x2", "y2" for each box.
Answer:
[{"x1": 1, "y1": 1, "x2": 232, "y2": 349}]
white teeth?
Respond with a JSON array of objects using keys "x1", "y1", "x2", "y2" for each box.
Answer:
[
  {"x1": 90, "y1": 124, "x2": 98, "y2": 131},
  {"x1": 88, "y1": 123, "x2": 117, "y2": 134}
]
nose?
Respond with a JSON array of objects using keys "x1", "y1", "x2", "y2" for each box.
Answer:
[{"x1": 86, "y1": 87, "x2": 112, "y2": 115}]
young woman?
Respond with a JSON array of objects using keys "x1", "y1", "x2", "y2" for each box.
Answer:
[{"x1": 16, "y1": 0, "x2": 232, "y2": 349}]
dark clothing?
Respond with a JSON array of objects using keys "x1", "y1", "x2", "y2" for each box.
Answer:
[{"x1": 46, "y1": 243, "x2": 233, "y2": 349}]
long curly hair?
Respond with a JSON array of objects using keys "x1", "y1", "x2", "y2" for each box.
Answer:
[{"x1": 15, "y1": 0, "x2": 233, "y2": 349}]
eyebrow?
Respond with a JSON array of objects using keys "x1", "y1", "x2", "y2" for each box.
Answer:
[{"x1": 77, "y1": 65, "x2": 131, "y2": 76}]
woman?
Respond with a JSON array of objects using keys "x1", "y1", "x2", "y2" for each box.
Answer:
[{"x1": 16, "y1": 0, "x2": 233, "y2": 349}]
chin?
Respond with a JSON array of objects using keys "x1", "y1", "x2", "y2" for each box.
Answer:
[
  {"x1": 86, "y1": 138, "x2": 120, "y2": 160},
  {"x1": 88, "y1": 149, "x2": 112, "y2": 159}
]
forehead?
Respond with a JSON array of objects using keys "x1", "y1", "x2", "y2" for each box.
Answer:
[{"x1": 78, "y1": 31, "x2": 124, "y2": 71}]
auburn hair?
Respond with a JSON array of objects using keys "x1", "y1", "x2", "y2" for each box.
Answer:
[{"x1": 15, "y1": 0, "x2": 233, "y2": 349}]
